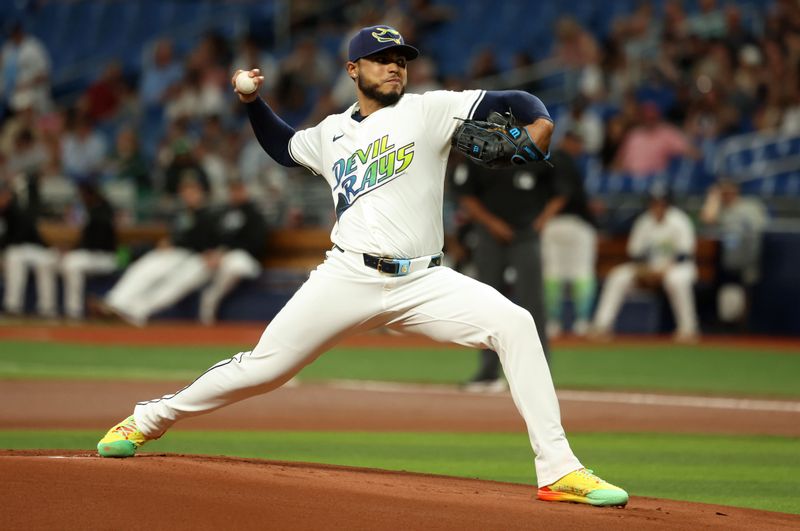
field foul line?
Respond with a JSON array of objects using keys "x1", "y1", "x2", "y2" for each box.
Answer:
[{"x1": 326, "y1": 380, "x2": 800, "y2": 413}]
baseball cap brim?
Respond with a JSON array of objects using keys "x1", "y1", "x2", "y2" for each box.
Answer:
[{"x1": 351, "y1": 42, "x2": 419, "y2": 62}]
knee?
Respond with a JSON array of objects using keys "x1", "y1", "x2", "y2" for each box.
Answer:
[
  {"x1": 3, "y1": 249, "x2": 22, "y2": 266},
  {"x1": 496, "y1": 303, "x2": 536, "y2": 336},
  {"x1": 61, "y1": 255, "x2": 79, "y2": 275},
  {"x1": 605, "y1": 265, "x2": 633, "y2": 288},
  {"x1": 663, "y1": 270, "x2": 691, "y2": 291}
]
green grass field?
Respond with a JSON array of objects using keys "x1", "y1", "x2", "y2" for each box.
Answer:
[
  {"x1": 1, "y1": 340, "x2": 799, "y2": 397},
  {"x1": 1, "y1": 430, "x2": 798, "y2": 514},
  {"x1": 1, "y1": 338, "x2": 799, "y2": 514}
]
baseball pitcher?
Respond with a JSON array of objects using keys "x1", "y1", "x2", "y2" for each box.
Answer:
[{"x1": 98, "y1": 25, "x2": 628, "y2": 507}]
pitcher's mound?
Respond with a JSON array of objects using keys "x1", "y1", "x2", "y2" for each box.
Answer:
[{"x1": 1, "y1": 450, "x2": 796, "y2": 530}]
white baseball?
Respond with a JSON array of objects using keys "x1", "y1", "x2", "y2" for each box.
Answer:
[{"x1": 235, "y1": 71, "x2": 257, "y2": 94}]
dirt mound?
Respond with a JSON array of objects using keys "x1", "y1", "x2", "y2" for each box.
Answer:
[{"x1": 2, "y1": 451, "x2": 796, "y2": 530}]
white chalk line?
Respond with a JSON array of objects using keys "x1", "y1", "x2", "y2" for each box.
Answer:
[{"x1": 325, "y1": 380, "x2": 800, "y2": 413}]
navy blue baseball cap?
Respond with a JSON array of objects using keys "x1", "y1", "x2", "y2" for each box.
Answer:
[{"x1": 348, "y1": 25, "x2": 419, "y2": 63}]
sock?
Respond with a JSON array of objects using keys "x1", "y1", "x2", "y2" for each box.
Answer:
[
  {"x1": 572, "y1": 277, "x2": 597, "y2": 322},
  {"x1": 545, "y1": 278, "x2": 563, "y2": 322}
]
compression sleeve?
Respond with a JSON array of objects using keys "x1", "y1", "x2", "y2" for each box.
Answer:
[
  {"x1": 245, "y1": 97, "x2": 299, "y2": 167},
  {"x1": 473, "y1": 90, "x2": 552, "y2": 124}
]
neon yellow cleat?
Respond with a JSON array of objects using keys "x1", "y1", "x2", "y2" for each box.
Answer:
[
  {"x1": 537, "y1": 468, "x2": 629, "y2": 507},
  {"x1": 96, "y1": 415, "x2": 150, "y2": 458}
]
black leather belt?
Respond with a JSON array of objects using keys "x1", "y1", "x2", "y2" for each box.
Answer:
[
  {"x1": 362, "y1": 253, "x2": 442, "y2": 275},
  {"x1": 333, "y1": 244, "x2": 442, "y2": 275}
]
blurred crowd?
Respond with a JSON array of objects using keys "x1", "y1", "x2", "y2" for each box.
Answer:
[
  {"x1": 0, "y1": 0, "x2": 798, "y2": 230},
  {"x1": 1, "y1": 0, "x2": 795, "y2": 328},
  {"x1": 548, "y1": 0, "x2": 800, "y2": 176}
]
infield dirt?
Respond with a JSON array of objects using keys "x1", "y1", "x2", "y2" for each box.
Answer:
[{"x1": 3, "y1": 450, "x2": 799, "y2": 531}]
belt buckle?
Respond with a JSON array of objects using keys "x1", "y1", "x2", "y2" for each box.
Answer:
[
  {"x1": 394, "y1": 259, "x2": 411, "y2": 276},
  {"x1": 377, "y1": 258, "x2": 411, "y2": 276}
]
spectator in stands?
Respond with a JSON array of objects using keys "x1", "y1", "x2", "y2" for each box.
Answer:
[
  {"x1": 84, "y1": 61, "x2": 126, "y2": 123},
  {"x1": 601, "y1": 29, "x2": 637, "y2": 105},
  {"x1": 684, "y1": 88, "x2": 740, "y2": 140},
  {"x1": 722, "y1": 5, "x2": 756, "y2": 56},
  {"x1": 613, "y1": 100, "x2": 699, "y2": 176},
  {"x1": 163, "y1": 138, "x2": 210, "y2": 198},
  {"x1": 0, "y1": 93, "x2": 38, "y2": 157},
  {"x1": 591, "y1": 186, "x2": 700, "y2": 342},
  {"x1": 731, "y1": 44, "x2": 765, "y2": 127},
  {"x1": 238, "y1": 126, "x2": 289, "y2": 226},
  {"x1": 60, "y1": 110, "x2": 108, "y2": 182},
  {"x1": 504, "y1": 52, "x2": 540, "y2": 94},
  {"x1": 100, "y1": 176, "x2": 217, "y2": 326},
  {"x1": 662, "y1": 0, "x2": 689, "y2": 42},
  {"x1": 685, "y1": 0, "x2": 727, "y2": 40},
  {"x1": 60, "y1": 182, "x2": 117, "y2": 319},
  {"x1": 165, "y1": 67, "x2": 226, "y2": 123},
  {"x1": 468, "y1": 48, "x2": 500, "y2": 80},
  {"x1": 553, "y1": 16, "x2": 602, "y2": 99},
  {"x1": 281, "y1": 39, "x2": 336, "y2": 92},
  {"x1": 700, "y1": 179, "x2": 768, "y2": 326},
  {"x1": 0, "y1": 180, "x2": 58, "y2": 317},
  {"x1": 0, "y1": 21, "x2": 51, "y2": 115},
  {"x1": 552, "y1": 96, "x2": 604, "y2": 155},
  {"x1": 199, "y1": 180, "x2": 267, "y2": 324},
  {"x1": 107, "y1": 126, "x2": 151, "y2": 217},
  {"x1": 600, "y1": 94, "x2": 638, "y2": 168},
  {"x1": 612, "y1": 0, "x2": 660, "y2": 83},
  {"x1": 7, "y1": 128, "x2": 47, "y2": 183},
  {"x1": 139, "y1": 39, "x2": 183, "y2": 110},
  {"x1": 190, "y1": 30, "x2": 232, "y2": 86},
  {"x1": 541, "y1": 128, "x2": 598, "y2": 337}
]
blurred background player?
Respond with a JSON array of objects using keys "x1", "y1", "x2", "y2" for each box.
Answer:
[
  {"x1": 0, "y1": 179, "x2": 57, "y2": 318},
  {"x1": 591, "y1": 186, "x2": 699, "y2": 342},
  {"x1": 100, "y1": 176, "x2": 217, "y2": 326},
  {"x1": 0, "y1": 20, "x2": 51, "y2": 117},
  {"x1": 540, "y1": 127, "x2": 598, "y2": 338},
  {"x1": 59, "y1": 181, "x2": 117, "y2": 320},
  {"x1": 452, "y1": 153, "x2": 566, "y2": 390},
  {"x1": 199, "y1": 179, "x2": 267, "y2": 325},
  {"x1": 700, "y1": 178, "x2": 768, "y2": 328}
]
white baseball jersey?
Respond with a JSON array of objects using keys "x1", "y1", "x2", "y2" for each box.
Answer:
[
  {"x1": 288, "y1": 90, "x2": 486, "y2": 258},
  {"x1": 628, "y1": 206, "x2": 696, "y2": 271}
]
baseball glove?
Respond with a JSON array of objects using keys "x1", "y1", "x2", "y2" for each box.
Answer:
[{"x1": 451, "y1": 111, "x2": 552, "y2": 169}]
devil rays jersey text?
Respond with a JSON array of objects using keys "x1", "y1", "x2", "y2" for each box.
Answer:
[{"x1": 288, "y1": 89, "x2": 485, "y2": 258}]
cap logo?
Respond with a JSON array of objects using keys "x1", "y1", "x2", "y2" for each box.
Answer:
[{"x1": 371, "y1": 27, "x2": 402, "y2": 45}]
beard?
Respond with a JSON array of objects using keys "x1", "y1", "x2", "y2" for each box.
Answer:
[{"x1": 357, "y1": 76, "x2": 404, "y2": 107}]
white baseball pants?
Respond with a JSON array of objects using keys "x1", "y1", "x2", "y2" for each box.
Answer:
[
  {"x1": 105, "y1": 248, "x2": 211, "y2": 325},
  {"x1": 541, "y1": 215, "x2": 597, "y2": 280},
  {"x1": 2, "y1": 244, "x2": 59, "y2": 316},
  {"x1": 593, "y1": 262, "x2": 699, "y2": 335},
  {"x1": 199, "y1": 250, "x2": 261, "y2": 325},
  {"x1": 60, "y1": 250, "x2": 118, "y2": 318},
  {"x1": 134, "y1": 249, "x2": 582, "y2": 486}
]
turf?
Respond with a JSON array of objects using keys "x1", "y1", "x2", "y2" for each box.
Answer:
[
  {"x1": 1, "y1": 340, "x2": 799, "y2": 397},
  {"x1": 1, "y1": 430, "x2": 798, "y2": 515}
]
